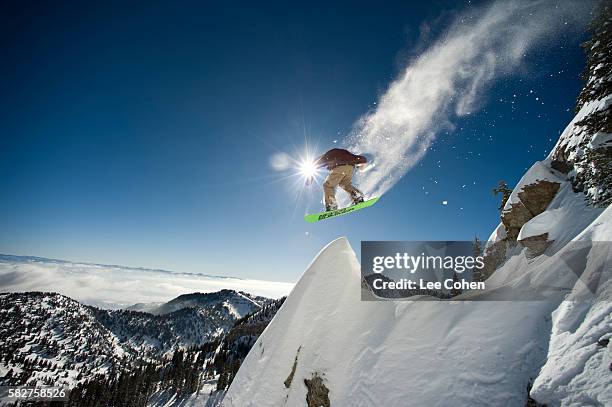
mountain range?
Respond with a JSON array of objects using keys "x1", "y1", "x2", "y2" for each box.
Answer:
[{"x1": 0, "y1": 289, "x2": 285, "y2": 406}]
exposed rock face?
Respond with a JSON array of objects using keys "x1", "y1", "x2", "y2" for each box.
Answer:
[
  {"x1": 485, "y1": 179, "x2": 560, "y2": 273},
  {"x1": 304, "y1": 373, "x2": 330, "y2": 407},
  {"x1": 519, "y1": 233, "x2": 551, "y2": 257},
  {"x1": 502, "y1": 202, "x2": 534, "y2": 241},
  {"x1": 501, "y1": 180, "x2": 561, "y2": 242},
  {"x1": 518, "y1": 181, "x2": 561, "y2": 216},
  {"x1": 284, "y1": 347, "x2": 301, "y2": 389}
]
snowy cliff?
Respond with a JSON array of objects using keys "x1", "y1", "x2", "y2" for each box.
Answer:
[
  {"x1": 223, "y1": 206, "x2": 609, "y2": 406},
  {"x1": 223, "y1": 6, "x2": 612, "y2": 406},
  {"x1": 549, "y1": 1, "x2": 611, "y2": 207},
  {"x1": 223, "y1": 156, "x2": 610, "y2": 405}
]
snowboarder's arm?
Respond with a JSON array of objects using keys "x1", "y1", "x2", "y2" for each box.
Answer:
[
  {"x1": 313, "y1": 153, "x2": 328, "y2": 168},
  {"x1": 354, "y1": 154, "x2": 367, "y2": 164},
  {"x1": 349, "y1": 153, "x2": 367, "y2": 166}
]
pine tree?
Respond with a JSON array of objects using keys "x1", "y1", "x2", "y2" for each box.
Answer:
[
  {"x1": 217, "y1": 372, "x2": 227, "y2": 390},
  {"x1": 576, "y1": 1, "x2": 612, "y2": 111},
  {"x1": 492, "y1": 180, "x2": 512, "y2": 213},
  {"x1": 573, "y1": 1, "x2": 612, "y2": 206}
]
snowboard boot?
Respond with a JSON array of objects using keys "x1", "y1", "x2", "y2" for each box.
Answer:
[
  {"x1": 325, "y1": 203, "x2": 338, "y2": 212},
  {"x1": 352, "y1": 196, "x2": 364, "y2": 206}
]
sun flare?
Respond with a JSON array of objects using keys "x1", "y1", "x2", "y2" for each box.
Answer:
[{"x1": 299, "y1": 159, "x2": 318, "y2": 178}]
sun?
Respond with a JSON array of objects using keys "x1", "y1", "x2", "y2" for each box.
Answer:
[{"x1": 299, "y1": 159, "x2": 318, "y2": 178}]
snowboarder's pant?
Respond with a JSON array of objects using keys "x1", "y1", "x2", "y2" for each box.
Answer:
[{"x1": 323, "y1": 165, "x2": 363, "y2": 208}]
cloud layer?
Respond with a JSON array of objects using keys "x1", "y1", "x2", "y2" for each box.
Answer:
[
  {"x1": 347, "y1": 0, "x2": 593, "y2": 196},
  {"x1": 0, "y1": 256, "x2": 294, "y2": 308}
]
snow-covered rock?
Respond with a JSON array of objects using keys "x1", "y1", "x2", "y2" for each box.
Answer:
[
  {"x1": 530, "y1": 208, "x2": 612, "y2": 406},
  {"x1": 496, "y1": 160, "x2": 565, "y2": 242},
  {"x1": 224, "y1": 227, "x2": 609, "y2": 406},
  {"x1": 487, "y1": 222, "x2": 507, "y2": 244},
  {"x1": 550, "y1": 96, "x2": 612, "y2": 164},
  {"x1": 502, "y1": 160, "x2": 564, "y2": 213},
  {"x1": 517, "y1": 183, "x2": 603, "y2": 243}
]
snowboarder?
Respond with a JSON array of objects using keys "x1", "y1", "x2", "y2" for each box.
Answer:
[{"x1": 309, "y1": 148, "x2": 367, "y2": 211}]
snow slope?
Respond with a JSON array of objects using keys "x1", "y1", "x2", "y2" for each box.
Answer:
[
  {"x1": 530, "y1": 208, "x2": 612, "y2": 406},
  {"x1": 224, "y1": 200, "x2": 609, "y2": 406},
  {"x1": 502, "y1": 159, "x2": 565, "y2": 212}
]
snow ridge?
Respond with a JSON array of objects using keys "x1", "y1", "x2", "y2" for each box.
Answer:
[{"x1": 225, "y1": 199, "x2": 610, "y2": 406}]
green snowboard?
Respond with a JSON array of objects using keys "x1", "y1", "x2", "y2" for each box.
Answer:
[{"x1": 304, "y1": 197, "x2": 380, "y2": 223}]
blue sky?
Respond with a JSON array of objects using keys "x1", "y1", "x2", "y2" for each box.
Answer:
[{"x1": 0, "y1": 0, "x2": 588, "y2": 282}]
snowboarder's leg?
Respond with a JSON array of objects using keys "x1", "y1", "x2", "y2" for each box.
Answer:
[
  {"x1": 323, "y1": 167, "x2": 346, "y2": 211},
  {"x1": 338, "y1": 165, "x2": 364, "y2": 204}
]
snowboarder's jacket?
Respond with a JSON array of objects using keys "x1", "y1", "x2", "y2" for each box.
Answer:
[{"x1": 315, "y1": 148, "x2": 367, "y2": 170}]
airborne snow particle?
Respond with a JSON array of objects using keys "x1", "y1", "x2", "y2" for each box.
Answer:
[{"x1": 343, "y1": 0, "x2": 590, "y2": 197}]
